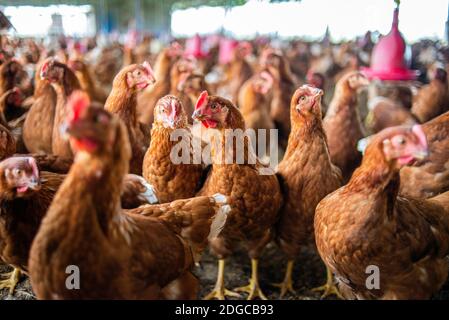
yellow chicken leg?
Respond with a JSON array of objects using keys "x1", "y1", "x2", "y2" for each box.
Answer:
[
  {"x1": 311, "y1": 266, "x2": 343, "y2": 299},
  {"x1": 0, "y1": 267, "x2": 21, "y2": 295},
  {"x1": 234, "y1": 259, "x2": 268, "y2": 300},
  {"x1": 204, "y1": 259, "x2": 241, "y2": 300},
  {"x1": 272, "y1": 260, "x2": 296, "y2": 298}
]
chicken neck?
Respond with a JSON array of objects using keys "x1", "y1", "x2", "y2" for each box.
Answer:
[
  {"x1": 61, "y1": 123, "x2": 129, "y2": 236},
  {"x1": 51, "y1": 84, "x2": 73, "y2": 158},
  {"x1": 347, "y1": 145, "x2": 400, "y2": 218},
  {"x1": 240, "y1": 90, "x2": 265, "y2": 114},
  {"x1": 51, "y1": 71, "x2": 81, "y2": 158},
  {"x1": 105, "y1": 86, "x2": 138, "y2": 125},
  {"x1": 153, "y1": 52, "x2": 172, "y2": 84},
  {"x1": 326, "y1": 89, "x2": 358, "y2": 118},
  {"x1": 76, "y1": 69, "x2": 96, "y2": 100},
  {"x1": 284, "y1": 117, "x2": 331, "y2": 165}
]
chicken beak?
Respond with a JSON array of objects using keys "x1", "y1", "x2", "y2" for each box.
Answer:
[
  {"x1": 148, "y1": 76, "x2": 156, "y2": 85},
  {"x1": 27, "y1": 178, "x2": 41, "y2": 190},
  {"x1": 192, "y1": 109, "x2": 205, "y2": 121},
  {"x1": 40, "y1": 70, "x2": 47, "y2": 80},
  {"x1": 413, "y1": 149, "x2": 429, "y2": 161},
  {"x1": 360, "y1": 77, "x2": 370, "y2": 87},
  {"x1": 314, "y1": 89, "x2": 324, "y2": 97},
  {"x1": 16, "y1": 175, "x2": 41, "y2": 194}
]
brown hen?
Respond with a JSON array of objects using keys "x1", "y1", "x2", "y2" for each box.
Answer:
[
  {"x1": 315, "y1": 124, "x2": 449, "y2": 299},
  {"x1": 38, "y1": 58, "x2": 81, "y2": 159},
  {"x1": 137, "y1": 44, "x2": 182, "y2": 125},
  {"x1": 142, "y1": 95, "x2": 203, "y2": 203},
  {"x1": 28, "y1": 92, "x2": 229, "y2": 299},
  {"x1": 22, "y1": 59, "x2": 57, "y2": 154},
  {"x1": 193, "y1": 91, "x2": 282, "y2": 300},
  {"x1": 400, "y1": 111, "x2": 449, "y2": 198},
  {"x1": 0, "y1": 156, "x2": 64, "y2": 294},
  {"x1": 323, "y1": 71, "x2": 369, "y2": 180},
  {"x1": 412, "y1": 68, "x2": 448, "y2": 123},
  {"x1": 261, "y1": 48, "x2": 297, "y2": 150},
  {"x1": 274, "y1": 85, "x2": 342, "y2": 298},
  {"x1": 104, "y1": 62, "x2": 156, "y2": 174},
  {"x1": 238, "y1": 71, "x2": 275, "y2": 157}
]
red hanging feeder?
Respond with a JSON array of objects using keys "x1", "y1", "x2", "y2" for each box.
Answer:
[{"x1": 362, "y1": 2, "x2": 418, "y2": 81}]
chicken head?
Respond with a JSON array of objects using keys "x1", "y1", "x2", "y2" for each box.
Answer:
[
  {"x1": 291, "y1": 84, "x2": 324, "y2": 119},
  {"x1": 40, "y1": 58, "x2": 65, "y2": 83},
  {"x1": 0, "y1": 156, "x2": 40, "y2": 199},
  {"x1": 126, "y1": 61, "x2": 156, "y2": 90},
  {"x1": 252, "y1": 71, "x2": 274, "y2": 95},
  {"x1": 154, "y1": 95, "x2": 187, "y2": 129},
  {"x1": 345, "y1": 71, "x2": 370, "y2": 90},
  {"x1": 380, "y1": 125, "x2": 428, "y2": 166},
  {"x1": 307, "y1": 71, "x2": 325, "y2": 90},
  {"x1": 66, "y1": 90, "x2": 115, "y2": 154},
  {"x1": 192, "y1": 91, "x2": 242, "y2": 129},
  {"x1": 174, "y1": 57, "x2": 197, "y2": 91}
]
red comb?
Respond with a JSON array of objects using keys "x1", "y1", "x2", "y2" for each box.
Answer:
[
  {"x1": 412, "y1": 125, "x2": 428, "y2": 150},
  {"x1": 170, "y1": 99, "x2": 179, "y2": 119},
  {"x1": 142, "y1": 61, "x2": 155, "y2": 79},
  {"x1": 28, "y1": 157, "x2": 39, "y2": 180},
  {"x1": 195, "y1": 91, "x2": 208, "y2": 110},
  {"x1": 40, "y1": 60, "x2": 51, "y2": 78},
  {"x1": 67, "y1": 90, "x2": 90, "y2": 122}
]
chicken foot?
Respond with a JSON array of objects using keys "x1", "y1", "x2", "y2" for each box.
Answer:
[
  {"x1": 0, "y1": 267, "x2": 21, "y2": 295},
  {"x1": 311, "y1": 265, "x2": 343, "y2": 299},
  {"x1": 203, "y1": 259, "x2": 241, "y2": 300},
  {"x1": 272, "y1": 260, "x2": 296, "y2": 298},
  {"x1": 234, "y1": 259, "x2": 268, "y2": 300}
]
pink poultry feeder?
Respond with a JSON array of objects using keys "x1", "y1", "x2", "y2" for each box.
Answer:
[
  {"x1": 219, "y1": 38, "x2": 238, "y2": 65},
  {"x1": 362, "y1": 5, "x2": 418, "y2": 81},
  {"x1": 184, "y1": 34, "x2": 207, "y2": 59}
]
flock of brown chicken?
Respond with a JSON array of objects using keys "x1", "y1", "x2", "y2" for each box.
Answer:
[{"x1": 0, "y1": 33, "x2": 448, "y2": 300}]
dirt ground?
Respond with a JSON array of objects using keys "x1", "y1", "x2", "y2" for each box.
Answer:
[{"x1": 2, "y1": 242, "x2": 449, "y2": 300}]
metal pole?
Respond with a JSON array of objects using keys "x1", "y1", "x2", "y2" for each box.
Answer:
[
  {"x1": 134, "y1": 0, "x2": 142, "y2": 32},
  {"x1": 446, "y1": 0, "x2": 449, "y2": 43}
]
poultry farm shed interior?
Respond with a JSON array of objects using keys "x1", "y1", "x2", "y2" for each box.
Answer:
[{"x1": 1, "y1": 0, "x2": 449, "y2": 301}]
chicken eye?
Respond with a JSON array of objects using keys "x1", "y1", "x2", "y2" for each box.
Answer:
[
  {"x1": 136, "y1": 70, "x2": 141, "y2": 76},
  {"x1": 394, "y1": 136, "x2": 406, "y2": 145},
  {"x1": 210, "y1": 104, "x2": 218, "y2": 110},
  {"x1": 299, "y1": 96, "x2": 306, "y2": 102},
  {"x1": 94, "y1": 113, "x2": 108, "y2": 123}
]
